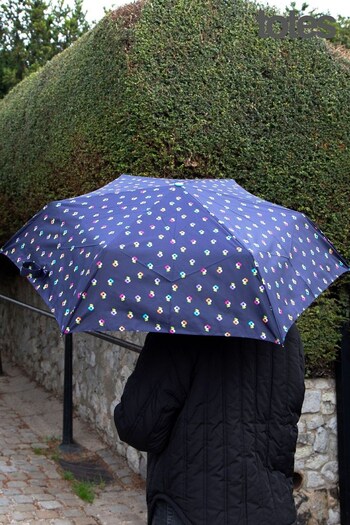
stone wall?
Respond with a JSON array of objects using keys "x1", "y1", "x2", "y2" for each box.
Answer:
[
  {"x1": 0, "y1": 271, "x2": 147, "y2": 476},
  {"x1": 296, "y1": 380, "x2": 339, "y2": 525},
  {"x1": 0, "y1": 273, "x2": 341, "y2": 524}
]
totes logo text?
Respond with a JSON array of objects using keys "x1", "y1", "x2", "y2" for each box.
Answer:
[{"x1": 257, "y1": 10, "x2": 336, "y2": 39}]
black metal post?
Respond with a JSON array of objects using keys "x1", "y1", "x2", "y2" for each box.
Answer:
[
  {"x1": 335, "y1": 321, "x2": 350, "y2": 525},
  {"x1": 60, "y1": 333, "x2": 80, "y2": 453}
]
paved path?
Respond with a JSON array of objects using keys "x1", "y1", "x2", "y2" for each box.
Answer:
[{"x1": 0, "y1": 360, "x2": 147, "y2": 524}]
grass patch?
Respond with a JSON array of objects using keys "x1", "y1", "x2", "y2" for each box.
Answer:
[
  {"x1": 50, "y1": 450, "x2": 61, "y2": 462},
  {"x1": 72, "y1": 480, "x2": 95, "y2": 503},
  {"x1": 64, "y1": 472, "x2": 106, "y2": 503},
  {"x1": 32, "y1": 447, "x2": 45, "y2": 455},
  {"x1": 31, "y1": 437, "x2": 109, "y2": 503},
  {"x1": 63, "y1": 470, "x2": 75, "y2": 481}
]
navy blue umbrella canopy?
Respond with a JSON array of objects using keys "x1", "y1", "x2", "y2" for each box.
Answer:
[{"x1": 2, "y1": 175, "x2": 349, "y2": 344}]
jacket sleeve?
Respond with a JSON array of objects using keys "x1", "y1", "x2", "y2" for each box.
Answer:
[
  {"x1": 114, "y1": 333, "x2": 192, "y2": 454},
  {"x1": 285, "y1": 323, "x2": 306, "y2": 415}
]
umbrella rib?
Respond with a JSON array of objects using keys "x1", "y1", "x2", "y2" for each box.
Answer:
[
  {"x1": 185, "y1": 189, "x2": 286, "y2": 342},
  {"x1": 196, "y1": 184, "x2": 301, "y2": 217},
  {"x1": 61, "y1": 246, "x2": 107, "y2": 333},
  {"x1": 251, "y1": 263, "x2": 286, "y2": 344},
  {"x1": 187, "y1": 189, "x2": 293, "y2": 259}
]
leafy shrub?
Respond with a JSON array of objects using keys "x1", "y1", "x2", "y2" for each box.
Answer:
[{"x1": 0, "y1": 0, "x2": 349, "y2": 375}]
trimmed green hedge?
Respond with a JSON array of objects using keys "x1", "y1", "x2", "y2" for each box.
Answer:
[{"x1": 0, "y1": 0, "x2": 349, "y2": 375}]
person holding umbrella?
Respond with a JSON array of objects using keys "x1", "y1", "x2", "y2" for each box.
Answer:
[
  {"x1": 114, "y1": 324, "x2": 305, "y2": 525},
  {"x1": 2, "y1": 174, "x2": 348, "y2": 522}
]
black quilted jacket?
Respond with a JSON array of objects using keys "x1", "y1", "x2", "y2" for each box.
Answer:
[{"x1": 114, "y1": 326, "x2": 305, "y2": 525}]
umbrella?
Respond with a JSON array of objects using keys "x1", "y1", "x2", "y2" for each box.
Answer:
[{"x1": 1, "y1": 174, "x2": 349, "y2": 344}]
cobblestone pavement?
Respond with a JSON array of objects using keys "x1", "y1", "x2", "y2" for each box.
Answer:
[{"x1": 0, "y1": 361, "x2": 147, "y2": 524}]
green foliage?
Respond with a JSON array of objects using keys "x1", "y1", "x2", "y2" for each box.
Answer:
[
  {"x1": 286, "y1": 3, "x2": 350, "y2": 48},
  {"x1": 332, "y1": 16, "x2": 350, "y2": 48},
  {"x1": 296, "y1": 291, "x2": 346, "y2": 377},
  {"x1": 63, "y1": 470, "x2": 99, "y2": 503},
  {"x1": 32, "y1": 446, "x2": 45, "y2": 455},
  {"x1": 63, "y1": 470, "x2": 75, "y2": 480},
  {"x1": 0, "y1": 0, "x2": 90, "y2": 97},
  {"x1": 72, "y1": 480, "x2": 95, "y2": 503},
  {"x1": 0, "y1": 0, "x2": 349, "y2": 375}
]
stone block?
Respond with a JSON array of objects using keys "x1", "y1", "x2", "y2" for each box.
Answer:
[
  {"x1": 305, "y1": 378, "x2": 333, "y2": 390},
  {"x1": 314, "y1": 427, "x2": 328, "y2": 453},
  {"x1": 322, "y1": 391, "x2": 336, "y2": 404},
  {"x1": 38, "y1": 500, "x2": 63, "y2": 510},
  {"x1": 305, "y1": 454, "x2": 328, "y2": 470},
  {"x1": 328, "y1": 434, "x2": 338, "y2": 456},
  {"x1": 326, "y1": 416, "x2": 337, "y2": 433},
  {"x1": 321, "y1": 461, "x2": 338, "y2": 483},
  {"x1": 36, "y1": 509, "x2": 62, "y2": 519},
  {"x1": 12, "y1": 494, "x2": 34, "y2": 504},
  {"x1": 306, "y1": 472, "x2": 325, "y2": 489},
  {"x1": 306, "y1": 414, "x2": 324, "y2": 431},
  {"x1": 297, "y1": 420, "x2": 305, "y2": 433},
  {"x1": 298, "y1": 432, "x2": 315, "y2": 445},
  {"x1": 139, "y1": 453, "x2": 147, "y2": 480},
  {"x1": 328, "y1": 507, "x2": 340, "y2": 525},
  {"x1": 296, "y1": 445, "x2": 313, "y2": 458},
  {"x1": 127, "y1": 445, "x2": 140, "y2": 473},
  {"x1": 294, "y1": 458, "x2": 305, "y2": 471},
  {"x1": 321, "y1": 400, "x2": 335, "y2": 415},
  {"x1": 12, "y1": 511, "x2": 36, "y2": 521},
  {"x1": 302, "y1": 391, "x2": 321, "y2": 414},
  {"x1": 294, "y1": 488, "x2": 328, "y2": 524},
  {"x1": 50, "y1": 518, "x2": 74, "y2": 525}
]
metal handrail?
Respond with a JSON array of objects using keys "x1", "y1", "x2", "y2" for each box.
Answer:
[
  {"x1": 0, "y1": 293, "x2": 142, "y2": 353},
  {"x1": 0, "y1": 293, "x2": 56, "y2": 319}
]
